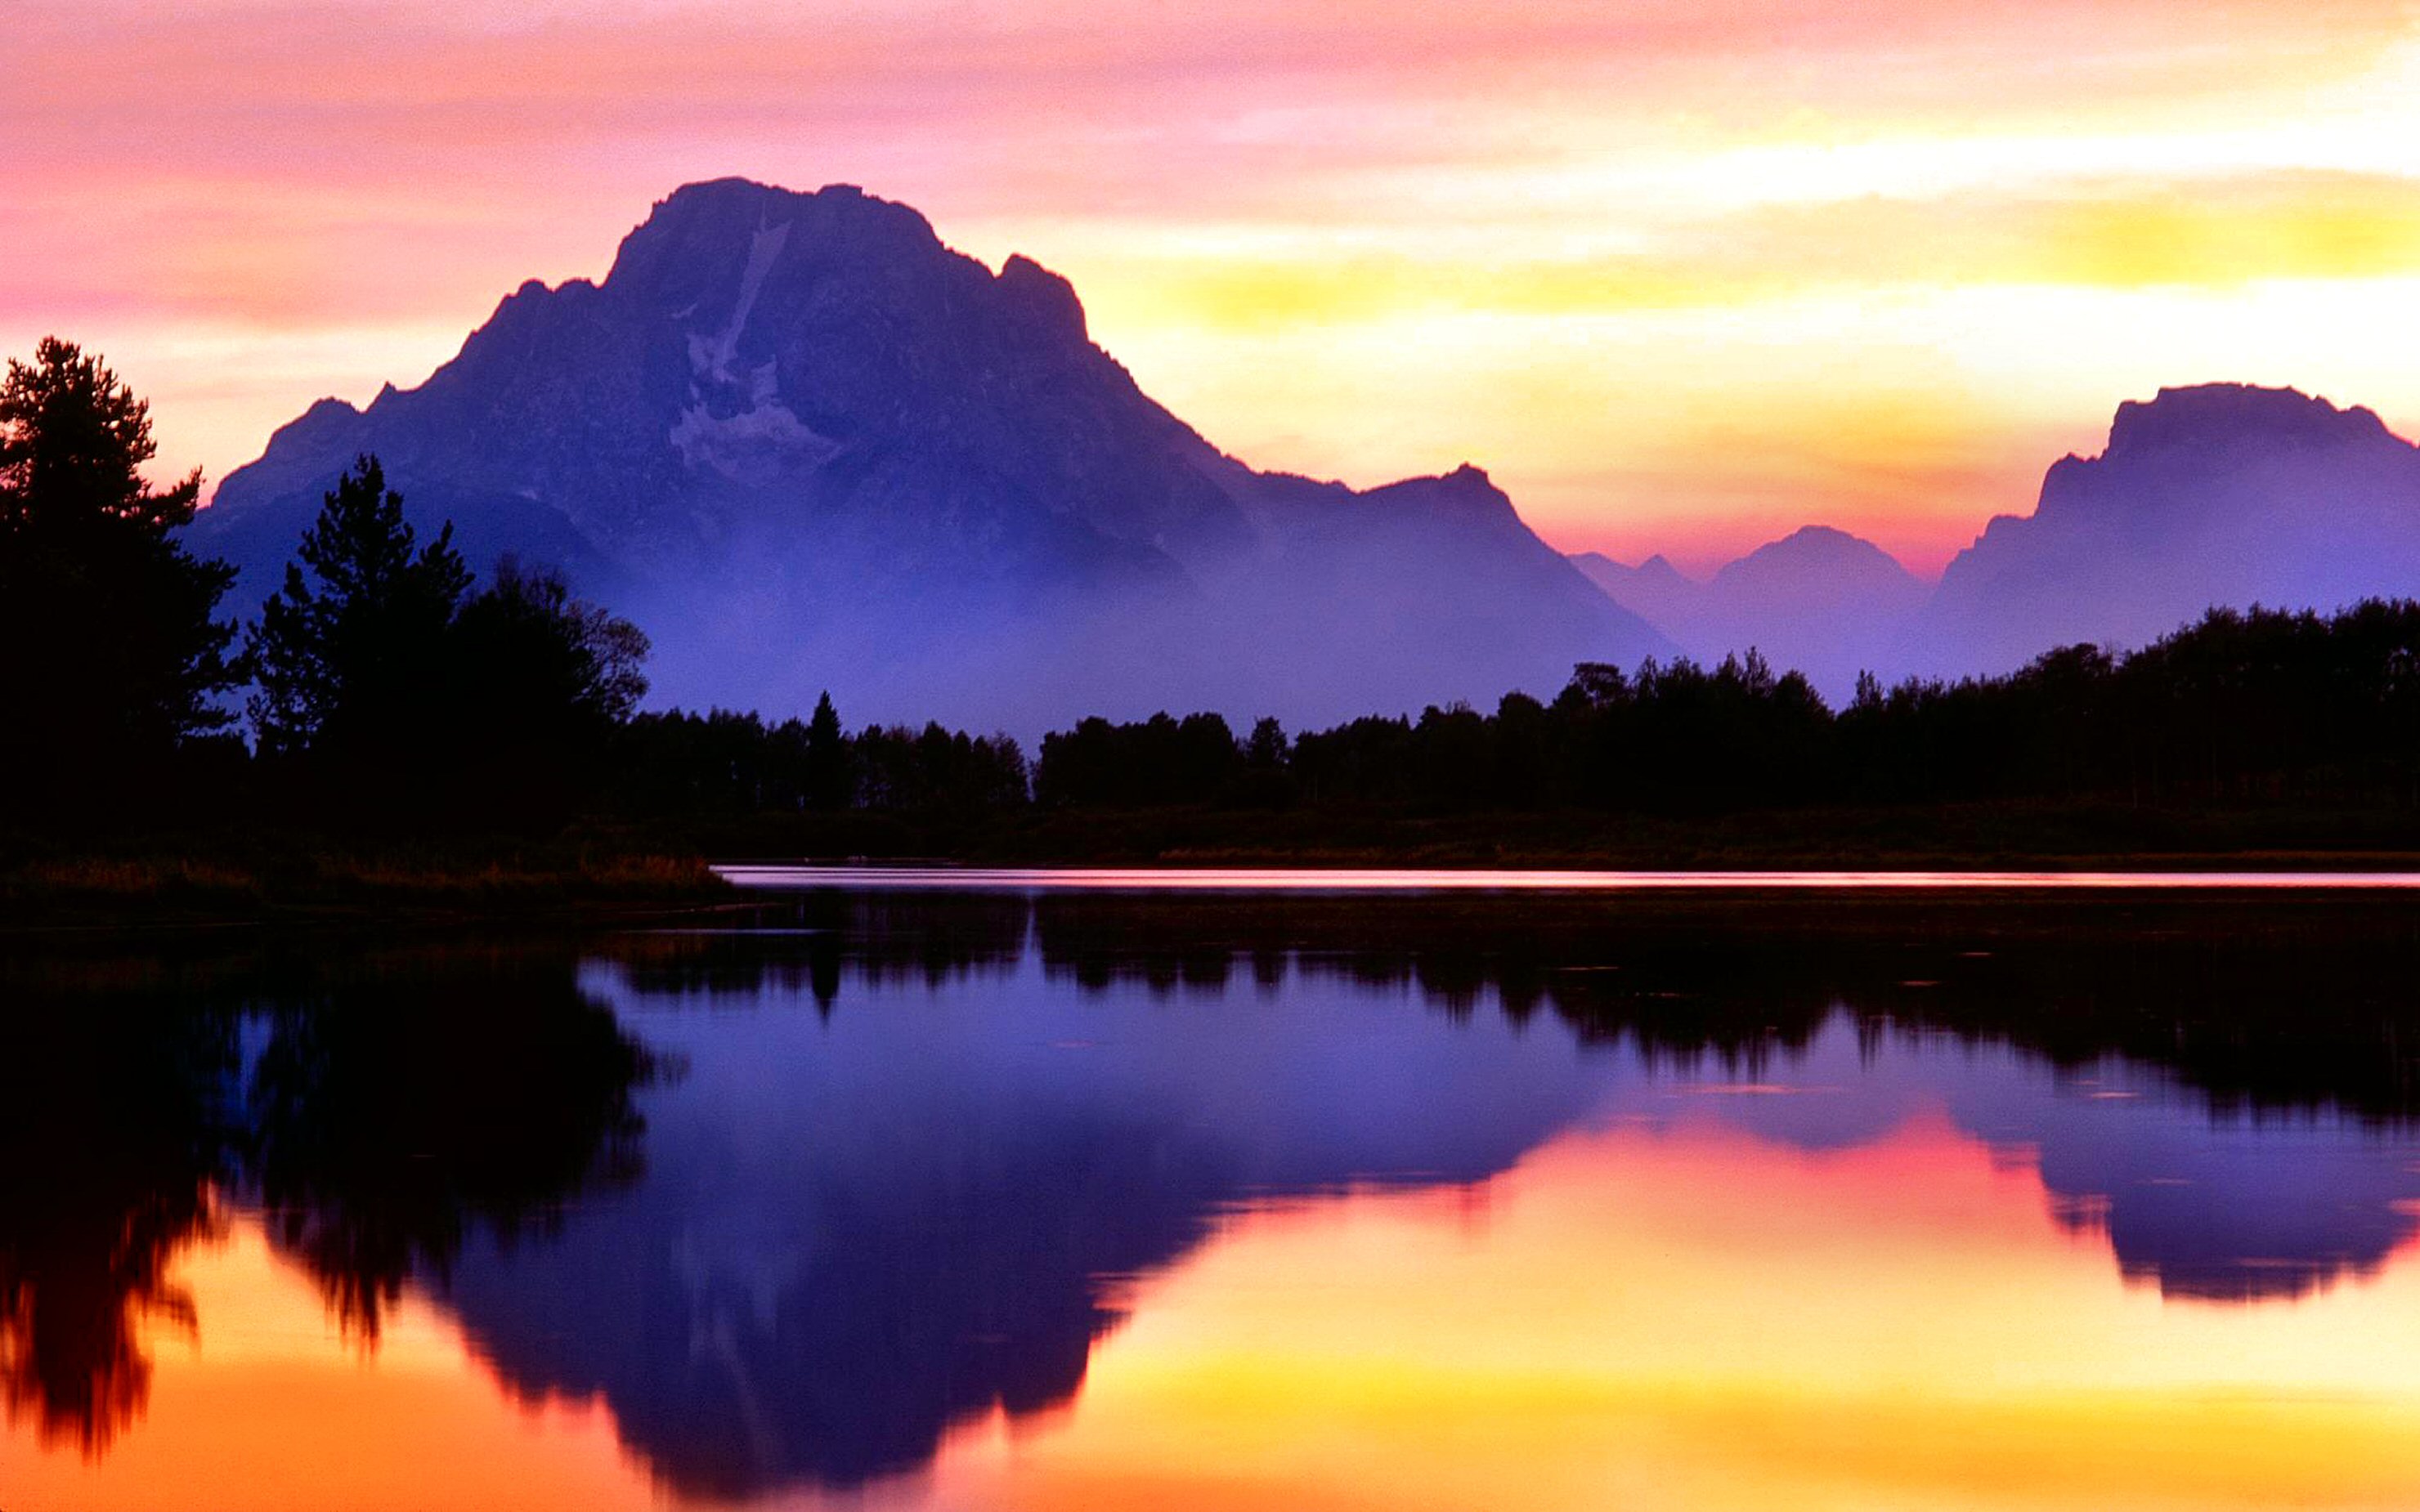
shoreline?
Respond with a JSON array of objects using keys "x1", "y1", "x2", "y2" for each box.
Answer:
[
  {"x1": 0, "y1": 851, "x2": 737, "y2": 933},
  {"x1": 18, "y1": 798, "x2": 2420, "y2": 930}
]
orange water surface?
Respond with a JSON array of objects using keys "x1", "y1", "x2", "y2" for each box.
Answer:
[{"x1": 12, "y1": 1107, "x2": 2420, "y2": 1512}]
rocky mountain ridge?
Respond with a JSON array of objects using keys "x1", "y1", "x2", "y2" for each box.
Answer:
[{"x1": 193, "y1": 178, "x2": 1665, "y2": 733}]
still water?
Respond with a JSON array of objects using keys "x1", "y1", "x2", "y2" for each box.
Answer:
[{"x1": 10, "y1": 884, "x2": 2420, "y2": 1510}]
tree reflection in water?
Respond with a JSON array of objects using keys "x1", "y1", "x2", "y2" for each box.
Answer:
[
  {"x1": 0, "y1": 983, "x2": 234, "y2": 1453},
  {"x1": 0, "y1": 946, "x2": 658, "y2": 1447}
]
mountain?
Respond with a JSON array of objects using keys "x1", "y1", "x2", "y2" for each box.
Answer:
[
  {"x1": 190, "y1": 178, "x2": 1663, "y2": 734},
  {"x1": 1578, "y1": 386, "x2": 2420, "y2": 697},
  {"x1": 1572, "y1": 526, "x2": 1924, "y2": 700},
  {"x1": 1571, "y1": 550, "x2": 1696, "y2": 634},
  {"x1": 1920, "y1": 383, "x2": 2420, "y2": 675}
]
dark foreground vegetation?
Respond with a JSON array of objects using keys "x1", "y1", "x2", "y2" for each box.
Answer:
[{"x1": 12, "y1": 333, "x2": 2420, "y2": 919}]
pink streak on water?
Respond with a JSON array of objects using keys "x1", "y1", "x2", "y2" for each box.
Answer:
[{"x1": 713, "y1": 866, "x2": 2420, "y2": 892}]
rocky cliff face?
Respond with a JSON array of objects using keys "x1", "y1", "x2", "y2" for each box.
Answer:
[{"x1": 192, "y1": 178, "x2": 1661, "y2": 732}]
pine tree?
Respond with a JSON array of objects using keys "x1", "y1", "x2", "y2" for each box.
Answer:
[
  {"x1": 804, "y1": 691, "x2": 852, "y2": 808},
  {"x1": 245, "y1": 455, "x2": 470, "y2": 769},
  {"x1": 0, "y1": 338, "x2": 238, "y2": 821}
]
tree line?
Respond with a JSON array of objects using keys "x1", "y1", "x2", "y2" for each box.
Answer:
[
  {"x1": 11, "y1": 334, "x2": 2420, "y2": 843},
  {"x1": 1029, "y1": 614, "x2": 2420, "y2": 814},
  {"x1": 577, "y1": 591, "x2": 2420, "y2": 822}
]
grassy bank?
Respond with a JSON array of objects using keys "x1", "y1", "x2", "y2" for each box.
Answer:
[{"x1": 1, "y1": 842, "x2": 729, "y2": 930}]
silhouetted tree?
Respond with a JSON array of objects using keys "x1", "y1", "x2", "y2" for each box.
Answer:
[
  {"x1": 1230, "y1": 715, "x2": 1297, "y2": 807},
  {"x1": 612, "y1": 706, "x2": 1027, "y2": 819},
  {"x1": 0, "y1": 992, "x2": 237, "y2": 1454},
  {"x1": 1244, "y1": 717, "x2": 1288, "y2": 771},
  {"x1": 615, "y1": 709, "x2": 804, "y2": 816},
  {"x1": 1025, "y1": 606, "x2": 2420, "y2": 818},
  {"x1": 244, "y1": 456, "x2": 470, "y2": 806},
  {"x1": 0, "y1": 338, "x2": 238, "y2": 824},
  {"x1": 1035, "y1": 712, "x2": 1238, "y2": 807},
  {"x1": 446, "y1": 557, "x2": 648, "y2": 825},
  {"x1": 246, "y1": 960, "x2": 656, "y2": 1340},
  {"x1": 857, "y1": 722, "x2": 1028, "y2": 812},
  {"x1": 804, "y1": 692, "x2": 852, "y2": 809}
]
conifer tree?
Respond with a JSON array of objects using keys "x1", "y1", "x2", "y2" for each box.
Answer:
[
  {"x1": 804, "y1": 691, "x2": 852, "y2": 809},
  {"x1": 0, "y1": 338, "x2": 238, "y2": 819},
  {"x1": 245, "y1": 455, "x2": 470, "y2": 769}
]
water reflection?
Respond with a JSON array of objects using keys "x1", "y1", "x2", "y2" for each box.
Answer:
[
  {"x1": 244, "y1": 952, "x2": 655, "y2": 1338},
  {"x1": 7, "y1": 891, "x2": 2420, "y2": 1509},
  {"x1": 0, "y1": 946, "x2": 657, "y2": 1451},
  {"x1": 0, "y1": 986, "x2": 231, "y2": 1453},
  {"x1": 462, "y1": 932, "x2": 1602, "y2": 1495}
]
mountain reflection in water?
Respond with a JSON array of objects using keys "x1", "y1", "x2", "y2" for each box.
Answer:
[{"x1": 7, "y1": 889, "x2": 2420, "y2": 1510}]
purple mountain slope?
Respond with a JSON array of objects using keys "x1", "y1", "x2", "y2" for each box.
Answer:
[
  {"x1": 190, "y1": 178, "x2": 1665, "y2": 733},
  {"x1": 1571, "y1": 551, "x2": 1696, "y2": 635},
  {"x1": 1919, "y1": 383, "x2": 2420, "y2": 675}
]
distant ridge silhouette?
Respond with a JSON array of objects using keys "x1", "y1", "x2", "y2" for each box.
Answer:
[
  {"x1": 1575, "y1": 383, "x2": 2420, "y2": 695},
  {"x1": 1922, "y1": 383, "x2": 2420, "y2": 673},
  {"x1": 1575, "y1": 526, "x2": 1924, "y2": 700},
  {"x1": 190, "y1": 178, "x2": 1665, "y2": 733}
]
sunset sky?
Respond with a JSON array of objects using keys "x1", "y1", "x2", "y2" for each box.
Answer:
[{"x1": 9, "y1": 0, "x2": 2420, "y2": 573}]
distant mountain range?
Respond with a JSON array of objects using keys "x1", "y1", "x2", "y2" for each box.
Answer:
[
  {"x1": 187, "y1": 178, "x2": 2420, "y2": 726},
  {"x1": 1574, "y1": 526, "x2": 1926, "y2": 700},
  {"x1": 1575, "y1": 384, "x2": 2420, "y2": 700},
  {"x1": 190, "y1": 178, "x2": 1664, "y2": 734}
]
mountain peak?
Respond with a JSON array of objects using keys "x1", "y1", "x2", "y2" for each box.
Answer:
[
  {"x1": 1773, "y1": 523, "x2": 1863, "y2": 550},
  {"x1": 646, "y1": 177, "x2": 903, "y2": 227},
  {"x1": 1570, "y1": 551, "x2": 1688, "y2": 586},
  {"x1": 195, "y1": 177, "x2": 1660, "y2": 732},
  {"x1": 996, "y1": 253, "x2": 1087, "y2": 342},
  {"x1": 2104, "y1": 382, "x2": 2391, "y2": 459},
  {"x1": 1715, "y1": 524, "x2": 1914, "y2": 586},
  {"x1": 603, "y1": 178, "x2": 945, "y2": 304},
  {"x1": 1363, "y1": 463, "x2": 1518, "y2": 523},
  {"x1": 1931, "y1": 382, "x2": 2420, "y2": 678}
]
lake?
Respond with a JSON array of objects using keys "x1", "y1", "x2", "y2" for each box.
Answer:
[{"x1": 8, "y1": 878, "x2": 2420, "y2": 1510}]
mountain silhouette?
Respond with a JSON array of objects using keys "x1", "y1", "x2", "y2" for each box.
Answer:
[
  {"x1": 1574, "y1": 526, "x2": 1924, "y2": 700},
  {"x1": 1919, "y1": 382, "x2": 2420, "y2": 676},
  {"x1": 190, "y1": 178, "x2": 1664, "y2": 733},
  {"x1": 1570, "y1": 550, "x2": 1694, "y2": 632},
  {"x1": 1578, "y1": 385, "x2": 2420, "y2": 696}
]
